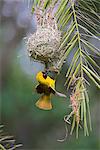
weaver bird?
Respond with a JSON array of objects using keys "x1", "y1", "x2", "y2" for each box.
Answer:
[{"x1": 35, "y1": 71, "x2": 66, "y2": 110}]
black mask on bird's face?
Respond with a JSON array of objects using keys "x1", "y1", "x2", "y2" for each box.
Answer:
[
  {"x1": 42, "y1": 71, "x2": 48, "y2": 79},
  {"x1": 42, "y1": 70, "x2": 56, "y2": 80}
]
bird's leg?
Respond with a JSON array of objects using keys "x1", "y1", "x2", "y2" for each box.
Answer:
[{"x1": 44, "y1": 62, "x2": 49, "y2": 72}]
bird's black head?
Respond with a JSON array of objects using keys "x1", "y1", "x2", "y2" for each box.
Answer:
[{"x1": 42, "y1": 71, "x2": 48, "y2": 79}]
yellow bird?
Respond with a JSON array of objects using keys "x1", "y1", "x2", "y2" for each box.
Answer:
[{"x1": 35, "y1": 71, "x2": 66, "y2": 110}]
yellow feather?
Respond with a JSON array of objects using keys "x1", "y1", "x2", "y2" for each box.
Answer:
[{"x1": 36, "y1": 71, "x2": 55, "y2": 89}]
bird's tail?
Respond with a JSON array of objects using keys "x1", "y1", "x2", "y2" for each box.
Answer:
[{"x1": 35, "y1": 94, "x2": 52, "y2": 110}]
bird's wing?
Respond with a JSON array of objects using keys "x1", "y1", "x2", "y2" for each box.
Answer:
[
  {"x1": 36, "y1": 84, "x2": 52, "y2": 95},
  {"x1": 35, "y1": 84, "x2": 44, "y2": 94}
]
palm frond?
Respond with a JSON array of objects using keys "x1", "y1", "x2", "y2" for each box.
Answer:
[
  {"x1": 55, "y1": 0, "x2": 99, "y2": 136},
  {"x1": 0, "y1": 125, "x2": 22, "y2": 150}
]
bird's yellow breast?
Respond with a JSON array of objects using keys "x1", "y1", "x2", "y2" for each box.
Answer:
[{"x1": 36, "y1": 71, "x2": 55, "y2": 88}]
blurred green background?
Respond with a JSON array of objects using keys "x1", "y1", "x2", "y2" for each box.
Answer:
[{"x1": 0, "y1": 0, "x2": 100, "y2": 149}]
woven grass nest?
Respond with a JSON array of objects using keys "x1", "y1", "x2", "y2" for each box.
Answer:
[{"x1": 26, "y1": 25, "x2": 62, "y2": 67}]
